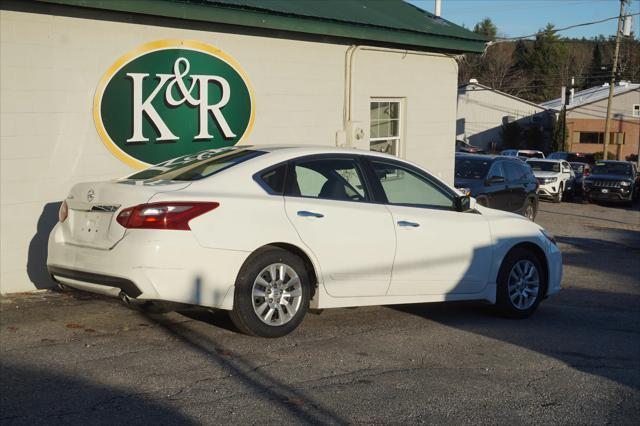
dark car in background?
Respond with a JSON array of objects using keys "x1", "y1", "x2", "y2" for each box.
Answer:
[
  {"x1": 455, "y1": 140, "x2": 485, "y2": 154},
  {"x1": 570, "y1": 162, "x2": 592, "y2": 197},
  {"x1": 584, "y1": 161, "x2": 640, "y2": 205},
  {"x1": 548, "y1": 152, "x2": 596, "y2": 164},
  {"x1": 454, "y1": 154, "x2": 539, "y2": 220}
]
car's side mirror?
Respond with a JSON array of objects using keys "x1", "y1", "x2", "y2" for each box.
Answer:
[
  {"x1": 455, "y1": 194, "x2": 473, "y2": 212},
  {"x1": 485, "y1": 175, "x2": 505, "y2": 185}
]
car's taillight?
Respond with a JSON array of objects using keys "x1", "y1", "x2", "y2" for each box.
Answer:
[
  {"x1": 583, "y1": 169, "x2": 590, "y2": 177},
  {"x1": 58, "y1": 200, "x2": 68, "y2": 223},
  {"x1": 116, "y1": 202, "x2": 219, "y2": 230}
]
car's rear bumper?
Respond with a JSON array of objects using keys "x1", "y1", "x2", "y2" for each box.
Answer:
[{"x1": 47, "y1": 223, "x2": 250, "y2": 310}]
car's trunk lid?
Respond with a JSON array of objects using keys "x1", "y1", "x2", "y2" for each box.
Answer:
[{"x1": 63, "y1": 179, "x2": 191, "y2": 249}]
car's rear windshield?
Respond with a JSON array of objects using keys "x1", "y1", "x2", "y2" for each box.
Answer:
[
  {"x1": 592, "y1": 162, "x2": 632, "y2": 176},
  {"x1": 126, "y1": 148, "x2": 266, "y2": 181},
  {"x1": 528, "y1": 161, "x2": 560, "y2": 172},
  {"x1": 455, "y1": 157, "x2": 491, "y2": 179},
  {"x1": 518, "y1": 151, "x2": 544, "y2": 158}
]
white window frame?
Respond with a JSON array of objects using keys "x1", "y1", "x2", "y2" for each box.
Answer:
[
  {"x1": 633, "y1": 104, "x2": 640, "y2": 118},
  {"x1": 369, "y1": 98, "x2": 404, "y2": 157}
]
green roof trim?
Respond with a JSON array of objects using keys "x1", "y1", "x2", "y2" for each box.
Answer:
[{"x1": 34, "y1": 0, "x2": 487, "y2": 53}]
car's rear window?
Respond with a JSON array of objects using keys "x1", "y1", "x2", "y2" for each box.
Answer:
[
  {"x1": 528, "y1": 161, "x2": 560, "y2": 172},
  {"x1": 518, "y1": 151, "x2": 544, "y2": 158},
  {"x1": 126, "y1": 148, "x2": 266, "y2": 181},
  {"x1": 455, "y1": 157, "x2": 491, "y2": 179}
]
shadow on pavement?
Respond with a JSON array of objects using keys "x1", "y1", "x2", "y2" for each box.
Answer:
[
  {"x1": 0, "y1": 364, "x2": 196, "y2": 424},
  {"x1": 141, "y1": 311, "x2": 347, "y2": 425},
  {"x1": 391, "y1": 284, "x2": 640, "y2": 391}
]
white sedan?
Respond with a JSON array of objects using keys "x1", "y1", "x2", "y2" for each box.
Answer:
[{"x1": 48, "y1": 146, "x2": 562, "y2": 337}]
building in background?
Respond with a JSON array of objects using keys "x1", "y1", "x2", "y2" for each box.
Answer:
[
  {"x1": 0, "y1": 0, "x2": 486, "y2": 293},
  {"x1": 542, "y1": 82, "x2": 640, "y2": 161},
  {"x1": 456, "y1": 80, "x2": 552, "y2": 152}
]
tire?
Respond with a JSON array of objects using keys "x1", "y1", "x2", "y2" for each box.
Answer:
[
  {"x1": 230, "y1": 246, "x2": 310, "y2": 337},
  {"x1": 553, "y1": 185, "x2": 563, "y2": 203},
  {"x1": 522, "y1": 199, "x2": 537, "y2": 221},
  {"x1": 495, "y1": 247, "x2": 546, "y2": 319}
]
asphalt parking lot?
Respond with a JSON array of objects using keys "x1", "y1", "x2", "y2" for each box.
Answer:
[{"x1": 1, "y1": 200, "x2": 639, "y2": 425}]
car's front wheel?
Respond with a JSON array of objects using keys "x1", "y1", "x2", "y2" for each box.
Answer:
[
  {"x1": 230, "y1": 246, "x2": 310, "y2": 337},
  {"x1": 553, "y1": 185, "x2": 563, "y2": 203},
  {"x1": 495, "y1": 247, "x2": 545, "y2": 318}
]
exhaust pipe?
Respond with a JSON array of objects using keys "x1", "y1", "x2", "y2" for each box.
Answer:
[{"x1": 119, "y1": 291, "x2": 132, "y2": 305}]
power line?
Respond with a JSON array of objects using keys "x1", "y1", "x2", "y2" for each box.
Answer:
[{"x1": 488, "y1": 12, "x2": 640, "y2": 44}]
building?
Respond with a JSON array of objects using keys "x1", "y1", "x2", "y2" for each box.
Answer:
[
  {"x1": 456, "y1": 80, "x2": 551, "y2": 151},
  {"x1": 0, "y1": 0, "x2": 486, "y2": 293},
  {"x1": 542, "y1": 82, "x2": 640, "y2": 160}
]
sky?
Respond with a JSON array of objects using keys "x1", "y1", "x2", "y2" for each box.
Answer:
[{"x1": 408, "y1": 0, "x2": 639, "y2": 39}]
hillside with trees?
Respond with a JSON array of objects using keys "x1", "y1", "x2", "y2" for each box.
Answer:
[{"x1": 458, "y1": 18, "x2": 640, "y2": 104}]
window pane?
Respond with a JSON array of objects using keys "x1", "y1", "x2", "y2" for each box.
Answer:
[
  {"x1": 378, "y1": 120, "x2": 391, "y2": 138},
  {"x1": 289, "y1": 158, "x2": 369, "y2": 202},
  {"x1": 487, "y1": 162, "x2": 505, "y2": 178},
  {"x1": 381, "y1": 102, "x2": 391, "y2": 119},
  {"x1": 370, "y1": 121, "x2": 379, "y2": 139},
  {"x1": 390, "y1": 120, "x2": 399, "y2": 137},
  {"x1": 260, "y1": 165, "x2": 286, "y2": 194},
  {"x1": 370, "y1": 139, "x2": 397, "y2": 155},
  {"x1": 370, "y1": 102, "x2": 381, "y2": 121},
  {"x1": 389, "y1": 102, "x2": 399, "y2": 119},
  {"x1": 371, "y1": 161, "x2": 453, "y2": 208}
]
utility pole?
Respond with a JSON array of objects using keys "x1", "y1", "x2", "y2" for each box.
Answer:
[{"x1": 602, "y1": 0, "x2": 625, "y2": 160}]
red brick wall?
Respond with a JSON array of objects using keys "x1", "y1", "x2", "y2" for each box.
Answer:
[{"x1": 566, "y1": 118, "x2": 640, "y2": 160}]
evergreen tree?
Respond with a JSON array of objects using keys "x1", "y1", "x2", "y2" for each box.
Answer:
[
  {"x1": 588, "y1": 42, "x2": 607, "y2": 86},
  {"x1": 473, "y1": 18, "x2": 497, "y2": 40}
]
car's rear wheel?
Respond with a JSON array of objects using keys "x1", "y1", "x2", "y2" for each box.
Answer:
[
  {"x1": 522, "y1": 199, "x2": 537, "y2": 221},
  {"x1": 230, "y1": 246, "x2": 310, "y2": 337},
  {"x1": 496, "y1": 247, "x2": 545, "y2": 318}
]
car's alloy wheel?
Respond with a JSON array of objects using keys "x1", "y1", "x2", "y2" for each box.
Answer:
[
  {"x1": 496, "y1": 247, "x2": 545, "y2": 318},
  {"x1": 230, "y1": 246, "x2": 310, "y2": 337},
  {"x1": 523, "y1": 202, "x2": 536, "y2": 221},
  {"x1": 251, "y1": 263, "x2": 303, "y2": 326},
  {"x1": 506, "y1": 260, "x2": 539, "y2": 310},
  {"x1": 554, "y1": 186, "x2": 563, "y2": 203}
]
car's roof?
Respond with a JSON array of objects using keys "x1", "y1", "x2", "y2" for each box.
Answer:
[
  {"x1": 526, "y1": 158, "x2": 561, "y2": 163},
  {"x1": 455, "y1": 153, "x2": 521, "y2": 162},
  {"x1": 517, "y1": 150, "x2": 543, "y2": 153}
]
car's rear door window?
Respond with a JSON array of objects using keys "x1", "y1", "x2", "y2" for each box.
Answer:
[{"x1": 286, "y1": 158, "x2": 369, "y2": 202}]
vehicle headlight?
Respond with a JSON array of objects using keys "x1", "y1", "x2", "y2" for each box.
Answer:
[
  {"x1": 620, "y1": 181, "x2": 631, "y2": 187},
  {"x1": 540, "y1": 177, "x2": 557, "y2": 184}
]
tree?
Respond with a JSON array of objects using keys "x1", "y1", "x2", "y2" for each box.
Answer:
[
  {"x1": 473, "y1": 18, "x2": 497, "y2": 41},
  {"x1": 588, "y1": 42, "x2": 607, "y2": 86},
  {"x1": 526, "y1": 23, "x2": 568, "y2": 102}
]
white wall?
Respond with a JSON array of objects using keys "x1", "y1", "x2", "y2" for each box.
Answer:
[
  {"x1": 0, "y1": 7, "x2": 458, "y2": 293},
  {"x1": 457, "y1": 84, "x2": 546, "y2": 150}
]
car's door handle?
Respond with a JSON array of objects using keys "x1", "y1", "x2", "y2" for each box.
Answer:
[
  {"x1": 397, "y1": 220, "x2": 420, "y2": 227},
  {"x1": 297, "y1": 210, "x2": 324, "y2": 218}
]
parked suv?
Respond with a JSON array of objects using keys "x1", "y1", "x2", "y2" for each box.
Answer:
[
  {"x1": 584, "y1": 161, "x2": 640, "y2": 205},
  {"x1": 548, "y1": 151, "x2": 596, "y2": 164},
  {"x1": 455, "y1": 154, "x2": 539, "y2": 220},
  {"x1": 527, "y1": 159, "x2": 575, "y2": 203}
]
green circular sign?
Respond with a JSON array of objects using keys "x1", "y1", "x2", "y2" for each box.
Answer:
[{"x1": 94, "y1": 40, "x2": 254, "y2": 169}]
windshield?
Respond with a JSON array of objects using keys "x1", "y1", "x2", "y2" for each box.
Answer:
[
  {"x1": 591, "y1": 162, "x2": 632, "y2": 176},
  {"x1": 126, "y1": 148, "x2": 266, "y2": 181},
  {"x1": 455, "y1": 157, "x2": 491, "y2": 179},
  {"x1": 528, "y1": 161, "x2": 560, "y2": 172}
]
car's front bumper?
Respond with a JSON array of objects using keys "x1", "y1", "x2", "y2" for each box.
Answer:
[
  {"x1": 585, "y1": 186, "x2": 633, "y2": 202},
  {"x1": 537, "y1": 182, "x2": 559, "y2": 198},
  {"x1": 546, "y1": 242, "x2": 563, "y2": 297},
  {"x1": 47, "y1": 224, "x2": 250, "y2": 310}
]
